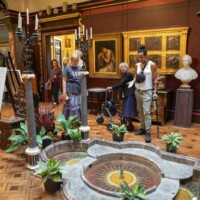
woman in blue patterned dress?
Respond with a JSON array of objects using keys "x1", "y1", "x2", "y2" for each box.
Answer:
[{"x1": 62, "y1": 53, "x2": 81, "y2": 120}]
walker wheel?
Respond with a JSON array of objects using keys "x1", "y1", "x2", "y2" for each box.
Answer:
[
  {"x1": 96, "y1": 116, "x2": 104, "y2": 124},
  {"x1": 107, "y1": 122, "x2": 113, "y2": 131},
  {"x1": 121, "y1": 117, "x2": 128, "y2": 125}
]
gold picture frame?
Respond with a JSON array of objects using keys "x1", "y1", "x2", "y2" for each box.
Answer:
[
  {"x1": 89, "y1": 33, "x2": 122, "y2": 78},
  {"x1": 123, "y1": 27, "x2": 188, "y2": 74}
]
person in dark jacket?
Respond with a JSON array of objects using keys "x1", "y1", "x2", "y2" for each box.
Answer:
[{"x1": 107, "y1": 62, "x2": 137, "y2": 131}]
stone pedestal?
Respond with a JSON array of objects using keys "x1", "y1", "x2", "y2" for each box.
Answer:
[
  {"x1": 79, "y1": 71, "x2": 90, "y2": 140},
  {"x1": 174, "y1": 88, "x2": 193, "y2": 128}
]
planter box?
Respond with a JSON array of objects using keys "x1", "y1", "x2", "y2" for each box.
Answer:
[
  {"x1": 166, "y1": 143, "x2": 177, "y2": 153},
  {"x1": 44, "y1": 178, "x2": 62, "y2": 193},
  {"x1": 112, "y1": 133, "x2": 124, "y2": 142}
]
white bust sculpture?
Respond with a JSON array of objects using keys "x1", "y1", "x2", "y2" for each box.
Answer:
[{"x1": 175, "y1": 54, "x2": 198, "y2": 88}]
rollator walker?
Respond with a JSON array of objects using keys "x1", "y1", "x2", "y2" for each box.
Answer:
[{"x1": 96, "y1": 90, "x2": 127, "y2": 130}]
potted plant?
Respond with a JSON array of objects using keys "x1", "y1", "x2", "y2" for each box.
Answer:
[
  {"x1": 110, "y1": 124, "x2": 128, "y2": 142},
  {"x1": 6, "y1": 122, "x2": 53, "y2": 152},
  {"x1": 119, "y1": 181, "x2": 147, "y2": 200},
  {"x1": 162, "y1": 132, "x2": 183, "y2": 153},
  {"x1": 35, "y1": 105, "x2": 55, "y2": 135},
  {"x1": 67, "y1": 129, "x2": 82, "y2": 142},
  {"x1": 6, "y1": 122, "x2": 28, "y2": 153},
  {"x1": 56, "y1": 114, "x2": 81, "y2": 140},
  {"x1": 36, "y1": 126, "x2": 53, "y2": 148},
  {"x1": 34, "y1": 158, "x2": 65, "y2": 193}
]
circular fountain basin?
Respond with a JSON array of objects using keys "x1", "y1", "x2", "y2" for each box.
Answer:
[
  {"x1": 81, "y1": 153, "x2": 162, "y2": 197},
  {"x1": 54, "y1": 152, "x2": 88, "y2": 166}
]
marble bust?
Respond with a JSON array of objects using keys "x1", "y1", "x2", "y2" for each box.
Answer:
[{"x1": 175, "y1": 54, "x2": 198, "y2": 88}]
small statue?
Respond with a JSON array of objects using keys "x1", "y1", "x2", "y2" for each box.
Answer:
[
  {"x1": 175, "y1": 54, "x2": 198, "y2": 88},
  {"x1": 119, "y1": 169, "x2": 124, "y2": 179}
]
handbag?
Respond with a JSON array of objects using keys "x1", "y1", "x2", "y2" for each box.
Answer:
[
  {"x1": 45, "y1": 81, "x2": 52, "y2": 90},
  {"x1": 136, "y1": 61, "x2": 148, "y2": 83}
]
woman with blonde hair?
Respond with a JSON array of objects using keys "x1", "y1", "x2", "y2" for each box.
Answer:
[{"x1": 62, "y1": 53, "x2": 82, "y2": 120}]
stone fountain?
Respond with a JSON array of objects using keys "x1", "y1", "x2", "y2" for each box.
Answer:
[{"x1": 41, "y1": 138, "x2": 200, "y2": 200}]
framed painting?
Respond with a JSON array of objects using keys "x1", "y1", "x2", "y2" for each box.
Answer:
[
  {"x1": 123, "y1": 27, "x2": 188, "y2": 74},
  {"x1": 129, "y1": 38, "x2": 141, "y2": 51},
  {"x1": 129, "y1": 55, "x2": 138, "y2": 69},
  {"x1": 89, "y1": 33, "x2": 122, "y2": 78},
  {"x1": 167, "y1": 36, "x2": 180, "y2": 50},
  {"x1": 148, "y1": 55, "x2": 162, "y2": 68},
  {"x1": 54, "y1": 37, "x2": 62, "y2": 67},
  {"x1": 166, "y1": 54, "x2": 180, "y2": 69},
  {"x1": 145, "y1": 36, "x2": 162, "y2": 51}
]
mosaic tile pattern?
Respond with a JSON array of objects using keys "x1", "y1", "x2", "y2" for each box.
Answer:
[{"x1": 84, "y1": 160, "x2": 161, "y2": 193}]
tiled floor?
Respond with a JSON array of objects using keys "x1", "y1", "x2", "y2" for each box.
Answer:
[{"x1": 0, "y1": 102, "x2": 199, "y2": 199}]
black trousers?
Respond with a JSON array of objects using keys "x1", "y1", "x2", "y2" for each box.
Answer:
[{"x1": 52, "y1": 83, "x2": 60, "y2": 104}]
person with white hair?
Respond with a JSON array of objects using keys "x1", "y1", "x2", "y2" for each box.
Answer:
[
  {"x1": 74, "y1": 49, "x2": 83, "y2": 68},
  {"x1": 106, "y1": 62, "x2": 137, "y2": 131},
  {"x1": 175, "y1": 54, "x2": 198, "y2": 88},
  {"x1": 62, "y1": 53, "x2": 82, "y2": 120}
]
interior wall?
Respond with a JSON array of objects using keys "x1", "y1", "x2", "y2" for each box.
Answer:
[
  {"x1": 83, "y1": 0, "x2": 200, "y2": 114},
  {"x1": 4, "y1": 0, "x2": 89, "y2": 12}
]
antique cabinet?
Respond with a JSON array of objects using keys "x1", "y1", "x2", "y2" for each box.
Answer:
[{"x1": 151, "y1": 89, "x2": 172, "y2": 125}]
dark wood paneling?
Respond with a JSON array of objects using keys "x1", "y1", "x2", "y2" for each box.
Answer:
[{"x1": 83, "y1": 0, "x2": 200, "y2": 117}]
